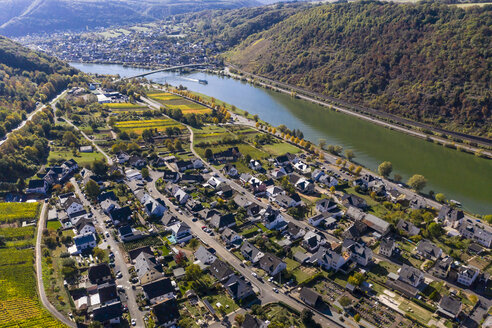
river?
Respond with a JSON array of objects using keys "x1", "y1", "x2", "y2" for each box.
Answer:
[{"x1": 71, "y1": 63, "x2": 492, "y2": 215}]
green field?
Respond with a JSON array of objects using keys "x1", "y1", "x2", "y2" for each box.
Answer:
[
  {"x1": 262, "y1": 141, "x2": 301, "y2": 157},
  {"x1": 0, "y1": 203, "x2": 65, "y2": 327},
  {"x1": 0, "y1": 202, "x2": 39, "y2": 224},
  {"x1": 148, "y1": 92, "x2": 211, "y2": 115},
  {"x1": 105, "y1": 102, "x2": 148, "y2": 111},
  {"x1": 48, "y1": 148, "x2": 105, "y2": 167}
]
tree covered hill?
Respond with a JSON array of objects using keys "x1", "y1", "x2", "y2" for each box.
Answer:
[
  {"x1": 0, "y1": 36, "x2": 77, "y2": 137},
  {"x1": 0, "y1": 0, "x2": 262, "y2": 37},
  {"x1": 226, "y1": 1, "x2": 492, "y2": 136}
]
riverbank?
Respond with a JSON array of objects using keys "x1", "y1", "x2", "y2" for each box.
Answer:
[{"x1": 222, "y1": 67, "x2": 492, "y2": 159}]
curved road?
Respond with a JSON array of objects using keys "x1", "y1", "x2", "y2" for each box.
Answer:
[{"x1": 35, "y1": 202, "x2": 76, "y2": 327}]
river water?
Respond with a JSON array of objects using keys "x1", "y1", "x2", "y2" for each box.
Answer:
[{"x1": 71, "y1": 63, "x2": 492, "y2": 215}]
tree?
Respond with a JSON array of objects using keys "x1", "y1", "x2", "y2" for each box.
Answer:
[
  {"x1": 62, "y1": 131, "x2": 77, "y2": 146},
  {"x1": 205, "y1": 148, "x2": 213, "y2": 159},
  {"x1": 93, "y1": 247, "x2": 105, "y2": 261},
  {"x1": 345, "y1": 149, "x2": 355, "y2": 161},
  {"x1": 318, "y1": 139, "x2": 326, "y2": 149},
  {"x1": 355, "y1": 166, "x2": 362, "y2": 175},
  {"x1": 85, "y1": 179, "x2": 100, "y2": 199},
  {"x1": 427, "y1": 222, "x2": 442, "y2": 238},
  {"x1": 339, "y1": 296, "x2": 352, "y2": 308},
  {"x1": 253, "y1": 114, "x2": 259, "y2": 122},
  {"x1": 348, "y1": 272, "x2": 365, "y2": 286},
  {"x1": 185, "y1": 264, "x2": 203, "y2": 281},
  {"x1": 378, "y1": 161, "x2": 393, "y2": 177},
  {"x1": 189, "y1": 238, "x2": 199, "y2": 250},
  {"x1": 16, "y1": 178, "x2": 26, "y2": 192},
  {"x1": 394, "y1": 174, "x2": 402, "y2": 182},
  {"x1": 141, "y1": 167, "x2": 149, "y2": 179},
  {"x1": 92, "y1": 159, "x2": 108, "y2": 176},
  {"x1": 408, "y1": 174, "x2": 427, "y2": 192},
  {"x1": 354, "y1": 313, "x2": 361, "y2": 322},
  {"x1": 435, "y1": 193, "x2": 446, "y2": 203}
]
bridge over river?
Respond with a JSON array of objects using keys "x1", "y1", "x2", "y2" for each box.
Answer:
[{"x1": 118, "y1": 63, "x2": 205, "y2": 81}]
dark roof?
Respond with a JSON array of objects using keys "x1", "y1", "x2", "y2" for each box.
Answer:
[
  {"x1": 439, "y1": 296, "x2": 462, "y2": 316},
  {"x1": 416, "y1": 239, "x2": 441, "y2": 258},
  {"x1": 398, "y1": 264, "x2": 422, "y2": 286},
  {"x1": 209, "y1": 260, "x2": 234, "y2": 281},
  {"x1": 88, "y1": 263, "x2": 111, "y2": 283},
  {"x1": 299, "y1": 287, "x2": 321, "y2": 306},
  {"x1": 259, "y1": 253, "x2": 284, "y2": 274},
  {"x1": 211, "y1": 213, "x2": 235, "y2": 229},
  {"x1": 118, "y1": 225, "x2": 133, "y2": 236},
  {"x1": 396, "y1": 219, "x2": 420, "y2": 236},
  {"x1": 342, "y1": 194, "x2": 367, "y2": 208},
  {"x1": 28, "y1": 179, "x2": 46, "y2": 188},
  {"x1": 242, "y1": 314, "x2": 265, "y2": 328},
  {"x1": 92, "y1": 301, "x2": 123, "y2": 322},
  {"x1": 98, "y1": 191, "x2": 117, "y2": 202},
  {"x1": 129, "y1": 246, "x2": 153, "y2": 261},
  {"x1": 109, "y1": 206, "x2": 132, "y2": 223},
  {"x1": 75, "y1": 218, "x2": 93, "y2": 231},
  {"x1": 98, "y1": 283, "x2": 118, "y2": 303},
  {"x1": 142, "y1": 278, "x2": 174, "y2": 300},
  {"x1": 224, "y1": 274, "x2": 253, "y2": 299},
  {"x1": 153, "y1": 298, "x2": 180, "y2": 324}
]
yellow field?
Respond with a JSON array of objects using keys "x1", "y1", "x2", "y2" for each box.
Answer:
[
  {"x1": 149, "y1": 92, "x2": 211, "y2": 115},
  {"x1": 105, "y1": 103, "x2": 147, "y2": 111},
  {"x1": 0, "y1": 202, "x2": 39, "y2": 223},
  {"x1": 115, "y1": 119, "x2": 184, "y2": 134}
]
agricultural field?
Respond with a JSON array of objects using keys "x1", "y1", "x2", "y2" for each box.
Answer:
[
  {"x1": 105, "y1": 102, "x2": 148, "y2": 112},
  {"x1": 0, "y1": 202, "x2": 39, "y2": 224},
  {"x1": 0, "y1": 203, "x2": 65, "y2": 327},
  {"x1": 148, "y1": 92, "x2": 211, "y2": 115},
  {"x1": 115, "y1": 119, "x2": 184, "y2": 135}
]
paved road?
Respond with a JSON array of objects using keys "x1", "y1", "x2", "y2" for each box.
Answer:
[
  {"x1": 71, "y1": 178, "x2": 144, "y2": 327},
  {"x1": 35, "y1": 202, "x2": 76, "y2": 327},
  {"x1": 0, "y1": 90, "x2": 67, "y2": 146}
]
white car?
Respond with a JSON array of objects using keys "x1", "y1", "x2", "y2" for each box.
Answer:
[
  {"x1": 131, "y1": 319, "x2": 136, "y2": 326},
  {"x1": 272, "y1": 288, "x2": 279, "y2": 293}
]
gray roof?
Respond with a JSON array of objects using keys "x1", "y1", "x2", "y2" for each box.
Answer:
[
  {"x1": 240, "y1": 241, "x2": 262, "y2": 261},
  {"x1": 416, "y1": 239, "x2": 441, "y2": 258},
  {"x1": 259, "y1": 253, "x2": 285, "y2": 274},
  {"x1": 398, "y1": 264, "x2": 422, "y2": 285},
  {"x1": 439, "y1": 296, "x2": 462, "y2": 316},
  {"x1": 194, "y1": 246, "x2": 217, "y2": 265},
  {"x1": 209, "y1": 260, "x2": 234, "y2": 281},
  {"x1": 135, "y1": 252, "x2": 161, "y2": 278}
]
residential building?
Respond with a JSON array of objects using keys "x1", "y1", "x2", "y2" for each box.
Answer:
[
  {"x1": 242, "y1": 314, "x2": 267, "y2": 328},
  {"x1": 458, "y1": 218, "x2": 492, "y2": 248},
  {"x1": 222, "y1": 164, "x2": 238, "y2": 177},
  {"x1": 92, "y1": 301, "x2": 122, "y2": 325},
  {"x1": 221, "y1": 227, "x2": 242, "y2": 247},
  {"x1": 456, "y1": 266, "x2": 479, "y2": 287},
  {"x1": 430, "y1": 257, "x2": 453, "y2": 279},
  {"x1": 303, "y1": 231, "x2": 326, "y2": 253},
  {"x1": 343, "y1": 239, "x2": 373, "y2": 266},
  {"x1": 342, "y1": 194, "x2": 367, "y2": 209},
  {"x1": 398, "y1": 265, "x2": 424, "y2": 288},
  {"x1": 210, "y1": 260, "x2": 234, "y2": 282},
  {"x1": 240, "y1": 241, "x2": 264, "y2": 264},
  {"x1": 88, "y1": 263, "x2": 112, "y2": 285},
  {"x1": 27, "y1": 179, "x2": 49, "y2": 194},
  {"x1": 135, "y1": 252, "x2": 163, "y2": 284},
  {"x1": 285, "y1": 222, "x2": 306, "y2": 240},
  {"x1": 258, "y1": 253, "x2": 286, "y2": 276},
  {"x1": 309, "y1": 247, "x2": 350, "y2": 272},
  {"x1": 316, "y1": 198, "x2": 338, "y2": 213},
  {"x1": 194, "y1": 246, "x2": 217, "y2": 266},
  {"x1": 70, "y1": 233, "x2": 97, "y2": 255},
  {"x1": 416, "y1": 240, "x2": 442, "y2": 261},
  {"x1": 210, "y1": 213, "x2": 236, "y2": 230},
  {"x1": 437, "y1": 296, "x2": 462, "y2": 319},
  {"x1": 379, "y1": 238, "x2": 395, "y2": 257},
  {"x1": 170, "y1": 222, "x2": 192, "y2": 244},
  {"x1": 260, "y1": 206, "x2": 286, "y2": 230},
  {"x1": 224, "y1": 274, "x2": 254, "y2": 300},
  {"x1": 396, "y1": 219, "x2": 421, "y2": 236},
  {"x1": 152, "y1": 298, "x2": 180, "y2": 327},
  {"x1": 249, "y1": 159, "x2": 262, "y2": 171},
  {"x1": 299, "y1": 287, "x2": 322, "y2": 307},
  {"x1": 142, "y1": 278, "x2": 175, "y2": 304}
]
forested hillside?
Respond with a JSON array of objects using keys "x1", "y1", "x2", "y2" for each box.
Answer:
[
  {"x1": 227, "y1": 1, "x2": 492, "y2": 136},
  {"x1": 0, "y1": 36, "x2": 77, "y2": 138},
  {"x1": 0, "y1": 0, "x2": 261, "y2": 37}
]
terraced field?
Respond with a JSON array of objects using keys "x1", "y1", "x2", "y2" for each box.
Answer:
[
  {"x1": 105, "y1": 102, "x2": 148, "y2": 112},
  {"x1": 0, "y1": 203, "x2": 65, "y2": 327},
  {"x1": 148, "y1": 92, "x2": 211, "y2": 114},
  {"x1": 115, "y1": 119, "x2": 184, "y2": 135}
]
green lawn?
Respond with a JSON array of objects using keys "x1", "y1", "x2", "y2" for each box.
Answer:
[
  {"x1": 285, "y1": 258, "x2": 300, "y2": 271},
  {"x1": 398, "y1": 298, "x2": 433, "y2": 325},
  {"x1": 47, "y1": 221, "x2": 62, "y2": 231},
  {"x1": 203, "y1": 293, "x2": 238, "y2": 315},
  {"x1": 262, "y1": 141, "x2": 301, "y2": 157},
  {"x1": 48, "y1": 148, "x2": 105, "y2": 166}
]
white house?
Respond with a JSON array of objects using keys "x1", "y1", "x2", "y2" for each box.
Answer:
[
  {"x1": 27, "y1": 179, "x2": 49, "y2": 194},
  {"x1": 64, "y1": 197, "x2": 84, "y2": 216},
  {"x1": 294, "y1": 161, "x2": 310, "y2": 174},
  {"x1": 69, "y1": 233, "x2": 97, "y2": 255},
  {"x1": 456, "y1": 266, "x2": 479, "y2": 287},
  {"x1": 260, "y1": 207, "x2": 286, "y2": 230},
  {"x1": 170, "y1": 222, "x2": 192, "y2": 244},
  {"x1": 125, "y1": 169, "x2": 142, "y2": 181},
  {"x1": 309, "y1": 247, "x2": 350, "y2": 272},
  {"x1": 315, "y1": 198, "x2": 338, "y2": 213}
]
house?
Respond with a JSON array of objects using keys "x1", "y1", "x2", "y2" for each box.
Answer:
[
  {"x1": 361, "y1": 213, "x2": 391, "y2": 236},
  {"x1": 62, "y1": 159, "x2": 78, "y2": 174},
  {"x1": 249, "y1": 159, "x2": 262, "y2": 171},
  {"x1": 217, "y1": 183, "x2": 233, "y2": 199},
  {"x1": 118, "y1": 225, "x2": 138, "y2": 242},
  {"x1": 186, "y1": 199, "x2": 203, "y2": 212},
  {"x1": 379, "y1": 238, "x2": 395, "y2": 257},
  {"x1": 260, "y1": 206, "x2": 286, "y2": 230},
  {"x1": 75, "y1": 219, "x2": 96, "y2": 235},
  {"x1": 387, "y1": 189, "x2": 405, "y2": 203},
  {"x1": 116, "y1": 152, "x2": 130, "y2": 164},
  {"x1": 210, "y1": 213, "x2": 236, "y2": 230},
  {"x1": 191, "y1": 157, "x2": 204, "y2": 169},
  {"x1": 294, "y1": 177, "x2": 315, "y2": 194},
  {"x1": 210, "y1": 260, "x2": 234, "y2": 282},
  {"x1": 161, "y1": 212, "x2": 178, "y2": 227},
  {"x1": 303, "y1": 231, "x2": 326, "y2": 252},
  {"x1": 135, "y1": 252, "x2": 163, "y2": 284},
  {"x1": 259, "y1": 253, "x2": 286, "y2": 276},
  {"x1": 275, "y1": 153, "x2": 297, "y2": 166},
  {"x1": 458, "y1": 219, "x2": 492, "y2": 248},
  {"x1": 429, "y1": 256, "x2": 453, "y2": 279},
  {"x1": 342, "y1": 239, "x2": 373, "y2": 266},
  {"x1": 416, "y1": 240, "x2": 442, "y2": 261},
  {"x1": 98, "y1": 191, "x2": 117, "y2": 202},
  {"x1": 242, "y1": 314, "x2": 267, "y2": 328},
  {"x1": 438, "y1": 205, "x2": 464, "y2": 228},
  {"x1": 309, "y1": 247, "x2": 350, "y2": 272},
  {"x1": 221, "y1": 227, "x2": 242, "y2": 247},
  {"x1": 142, "y1": 278, "x2": 175, "y2": 304},
  {"x1": 271, "y1": 167, "x2": 287, "y2": 180},
  {"x1": 299, "y1": 287, "x2": 322, "y2": 307},
  {"x1": 175, "y1": 160, "x2": 193, "y2": 172},
  {"x1": 294, "y1": 161, "x2": 310, "y2": 174},
  {"x1": 109, "y1": 206, "x2": 132, "y2": 226},
  {"x1": 129, "y1": 155, "x2": 146, "y2": 169},
  {"x1": 170, "y1": 222, "x2": 192, "y2": 244},
  {"x1": 162, "y1": 170, "x2": 180, "y2": 183},
  {"x1": 194, "y1": 246, "x2": 217, "y2": 266},
  {"x1": 342, "y1": 221, "x2": 368, "y2": 240},
  {"x1": 172, "y1": 187, "x2": 189, "y2": 205},
  {"x1": 246, "y1": 203, "x2": 262, "y2": 217},
  {"x1": 285, "y1": 222, "x2": 306, "y2": 240},
  {"x1": 92, "y1": 301, "x2": 122, "y2": 325},
  {"x1": 308, "y1": 212, "x2": 336, "y2": 228},
  {"x1": 233, "y1": 195, "x2": 252, "y2": 208},
  {"x1": 438, "y1": 296, "x2": 462, "y2": 319},
  {"x1": 142, "y1": 197, "x2": 166, "y2": 218},
  {"x1": 319, "y1": 175, "x2": 338, "y2": 188},
  {"x1": 70, "y1": 233, "x2": 97, "y2": 255},
  {"x1": 240, "y1": 241, "x2": 264, "y2": 264},
  {"x1": 409, "y1": 196, "x2": 427, "y2": 210},
  {"x1": 63, "y1": 197, "x2": 84, "y2": 216},
  {"x1": 274, "y1": 194, "x2": 298, "y2": 209},
  {"x1": 88, "y1": 263, "x2": 112, "y2": 285},
  {"x1": 97, "y1": 283, "x2": 118, "y2": 305},
  {"x1": 266, "y1": 186, "x2": 284, "y2": 200},
  {"x1": 79, "y1": 145, "x2": 93, "y2": 153},
  {"x1": 398, "y1": 265, "x2": 424, "y2": 288},
  {"x1": 213, "y1": 147, "x2": 241, "y2": 163},
  {"x1": 396, "y1": 219, "x2": 421, "y2": 237},
  {"x1": 180, "y1": 174, "x2": 203, "y2": 184},
  {"x1": 125, "y1": 169, "x2": 142, "y2": 181},
  {"x1": 342, "y1": 194, "x2": 367, "y2": 209},
  {"x1": 207, "y1": 176, "x2": 225, "y2": 189},
  {"x1": 222, "y1": 164, "x2": 238, "y2": 177},
  {"x1": 456, "y1": 266, "x2": 479, "y2": 287},
  {"x1": 311, "y1": 169, "x2": 325, "y2": 182},
  {"x1": 316, "y1": 198, "x2": 338, "y2": 213},
  {"x1": 224, "y1": 274, "x2": 254, "y2": 300},
  {"x1": 152, "y1": 298, "x2": 180, "y2": 327},
  {"x1": 27, "y1": 179, "x2": 49, "y2": 194}
]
